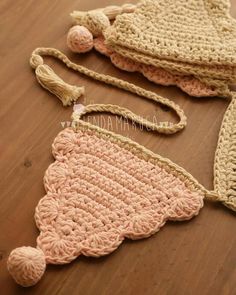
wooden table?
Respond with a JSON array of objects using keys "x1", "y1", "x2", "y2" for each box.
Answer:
[{"x1": 1, "y1": 1, "x2": 236, "y2": 294}]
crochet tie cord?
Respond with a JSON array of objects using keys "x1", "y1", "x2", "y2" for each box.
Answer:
[
  {"x1": 7, "y1": 47, "x2": 234, "y2": 287},
  {"x1": 71, "y1": 0, "x2": 236, "y2": 97}
]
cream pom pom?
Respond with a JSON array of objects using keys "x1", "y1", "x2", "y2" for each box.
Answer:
[
  {"x1": 7, "y1": 246, "x2": 46, "y2": 287},
  {"x1": 67, "y1": 25, "x2": 94, "y2": 53}
]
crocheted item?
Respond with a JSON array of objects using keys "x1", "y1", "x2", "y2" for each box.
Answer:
[
  {"x1": 94, "y1": 36, "x2": 219, "y2": 97},
  {"x1": 105, "y1": 0, "x2": 236, "y2": 66},
  {"x1": 8, "y1": 112, "x2": 210, "y2": 287},
  {"x1": 69, "y1": 1, "x2": 236, "y2": 97},
  {"x1": 103, "y1": 0, "x2": 236, "y2": 90},
  {"x1": 7, "y1": 247, "x2": 46, "y2": 287},
  {"x1": 67, "y1": 26, "x2": 94, "y2": 53},
  {"x1": 28, "y1": 47, "x2": 236, "y2": 213},
  {"x1": 7, "y1": 47, "x2": 230, "y2": 287},
  {"x1": 29, "y1": 48, "x2": 187, "y2": 134},
  {"x1": 214, "y1": 97, "x2": 236, "y2": 211}
]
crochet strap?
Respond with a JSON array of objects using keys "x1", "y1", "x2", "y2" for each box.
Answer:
[
  {"x1": 72, "y1": 104, "x2": 178, "y2": 133},
  {"x1": 30, "y1": 47, "x2": 187, "y2": 135},
  {"x1": 213, "y1": 92, "x2": 236, "y2": 211}
]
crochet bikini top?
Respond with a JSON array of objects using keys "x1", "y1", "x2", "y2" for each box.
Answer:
[
  {"x1": 103, "y1": 0, "x2": 236, "y2": 90},
  {"x1": 105, "y1": 1, "x2": 236, "y2": 62},
  {"x1": 6, "y1": 47, "x2": 236, "y2": 287},
  {"x1": 71, "y1": 0, "x2": 236, "y2": 97}
]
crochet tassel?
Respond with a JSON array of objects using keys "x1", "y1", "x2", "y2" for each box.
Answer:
[
  {"x1": 34, "y1": 64, "x2": 84, "y2": 106},
  {"x1": 29, "y1": 53, "x2": 84, "y2": 106}
]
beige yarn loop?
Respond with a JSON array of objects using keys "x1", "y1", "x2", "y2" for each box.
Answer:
[
  {"x1": 7, "y1": 246, "x2": 46, "y2": 287},
  {"x1": 30, "y1": 47, "x2": 187, "y2": 134},
  {"x1": 73, "y1": 104, "x2": 178, "y2": 133}
]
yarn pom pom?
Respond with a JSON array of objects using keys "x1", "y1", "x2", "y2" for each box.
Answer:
[
  {"x1": 67, "y1": 25, "x2": 93, "y2": 53},
  {"x1": 7, "y1": 246, "x2": 46, "y2": 287}
]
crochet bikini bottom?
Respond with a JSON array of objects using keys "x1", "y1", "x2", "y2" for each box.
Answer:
[{"x1": 7, "y1": 48, "x2": 236, "y2": 287}]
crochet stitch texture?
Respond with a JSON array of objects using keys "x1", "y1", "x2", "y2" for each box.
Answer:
[
  {"x1": 38, "y1": 121, "x2": 205, "y2": 263},
  {"x1": 8, "y1": 117, "x2": 208, "y2": 287},
  {"x1": 214, "y1": 98, "x2": 236, "y2": 211},
  {"x1": 70, "y1": 0, "x2": 236, "y2": 96},
  {"x1": 105, "y1": 0, "x2": 236, "y2": 66},
  {"x1": 7, "y1": 44, "x2": 236, "y2": 286},
  {"x1": 104, "y1": 0, "x2": 236, "y2": 93},
  {"x1": 7, "y1": 0, "x2": 236, "y2": 286},
  {"x1": 94, "y1": 36, "x2": 219, "y2": 97},
  {"x1": 8, "y1": 46, "x2": 228, "y2": 287}
]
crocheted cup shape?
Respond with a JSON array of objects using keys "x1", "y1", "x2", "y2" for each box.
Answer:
[
  {"x1": 8, "y1": 120, "x2": 205, "y2": 286},
  {"x1": 104, "y1": 0, "x2": 236, "y2": 84},
  {"x1": 105, "y1": 0, "x2": 236, "y2": 66},
  {"x1": 94, "y1": 36, "x2": 219, "y2": 97}
]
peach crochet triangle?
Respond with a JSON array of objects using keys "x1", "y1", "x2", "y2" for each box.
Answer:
[
  {"x1": 7, "y1": 46, "x2": 236, "y2": 287},
  {"x1": 8, "y1": 118, "x2": 207, "y2": 287}
]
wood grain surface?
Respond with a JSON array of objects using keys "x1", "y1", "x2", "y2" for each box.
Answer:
[{"x1": 1, "y1": 1, "x2": 236, "y2": 294}]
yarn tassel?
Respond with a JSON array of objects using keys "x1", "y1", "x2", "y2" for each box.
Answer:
[{"x1": 30, "y1": 54, "x2": 84, "y2": 106}]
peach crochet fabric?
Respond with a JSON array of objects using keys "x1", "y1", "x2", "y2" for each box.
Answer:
[
  {"x1": 7, "y1": 45, "x2": 236, "y2": 287},
  {"x1": 94, "y1": 36, "x2": 219, "y2": 97},
  {"x1": 8, "y1": 118, "x2": 208, "y2": 287},
  {"x1": 40, "y1": 124, "x2": 205, "y2": 259}
]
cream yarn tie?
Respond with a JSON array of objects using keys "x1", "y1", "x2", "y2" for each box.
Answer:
[{"x1": 30, "y1": 47, "x2": 187, "y2": 134}]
